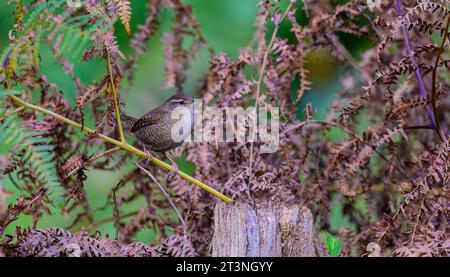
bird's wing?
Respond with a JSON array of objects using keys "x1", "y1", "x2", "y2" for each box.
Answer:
[{"x1": 130, "y1": 111, "x2": 165, "y2": 133}]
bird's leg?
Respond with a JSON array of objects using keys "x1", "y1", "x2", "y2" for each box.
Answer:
[
  {"x1": 164, "y1": 152, "x2": 178, "y2": 178},
  {"x1": 140, "y1": 142, "x2": 154, "y2": 164}
]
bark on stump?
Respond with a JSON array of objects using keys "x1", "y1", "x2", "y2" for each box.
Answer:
[{"x1": 212, "y1": 201, "x2": 319, "y2": 257}]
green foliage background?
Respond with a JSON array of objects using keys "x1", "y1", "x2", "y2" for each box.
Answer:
[{"x1": 0, "y1": 0, "x2": 370, "y2": 243}]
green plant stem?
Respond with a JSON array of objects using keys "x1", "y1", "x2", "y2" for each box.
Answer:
[{"x1": 7, "y1": 93, "x2": 233, "y2": 203}]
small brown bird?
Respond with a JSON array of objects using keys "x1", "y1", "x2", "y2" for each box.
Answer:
[{"x1": 122, "y1": 94, "x2": 194, "y2": 176}]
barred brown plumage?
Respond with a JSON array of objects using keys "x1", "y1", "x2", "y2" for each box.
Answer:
[{"x1": 122, "y1": 94, "x2": 194, "y2": 176}]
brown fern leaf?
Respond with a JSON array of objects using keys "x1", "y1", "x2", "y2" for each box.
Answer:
[
  {"x1": 75, "y1": 84, "x2": 104, "y2": 109},
  {"x1": 60, "y1": 153, "x2": 90, "y2": 177},
  {"x1": 402, "y1": 2, "x2": 450, "y2": 25},
  {"x1": 387, "y1": 97, "x2": 430, "y2": 120},
  {"x1": 124, "y1": 0, "x2": 162, "y2": 81},
  {"x1": 159, "y1": 235, "x2": 197, "y2": 257},
  {"x1": 116, "y1": 0, "x2": 132, "y2": 36},
  {"x1": 4, "y1": 227, "x2": 161, "y2": 257},
  {"x1": 327, "y1": 138, "x2": 358, "y2": 174}
]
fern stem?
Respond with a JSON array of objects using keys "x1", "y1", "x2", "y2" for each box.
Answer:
[
  {"x1": 0, "y1": 106, "x2": 24, "y2": 122},
  {"x1": 7, "y1": 93, "x2": 233, "y2": 203},
  {"x1": 395, "y1": 0, "x2": 445, "y2": 142},
  {"x1": 249, "y1": 1, "x2": 295, "y2": 188},
  {"x1": 106, "y1": 51, "x2": 126, "y2": 143},
  {"x1": 135, "y1": 162, "x2": 188, "y2": 257},
  {"x1": 430, "y1": 12, "x2": 450, "y2": 142}
]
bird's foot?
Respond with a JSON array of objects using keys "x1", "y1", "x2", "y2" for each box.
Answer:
[
  {"x1": 167, "y1": 162, "x2": 178, "y2": 178},
  {"x1": 164, "y1": 153, "x2": 178, "y2": 178},
  {"x1": 141, "y1": 144, "x2": 154, "y2": 164}
]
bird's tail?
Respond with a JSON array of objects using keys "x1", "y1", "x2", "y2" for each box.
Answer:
[{"x1": 120, "y1": 113, "x2": 138, "y2": 133}]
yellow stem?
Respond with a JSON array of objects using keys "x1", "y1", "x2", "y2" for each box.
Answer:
[
  {"x1": 7, "y1": 93, "x2": 233, "y2": 203},
  {"x1": 106, "y1": 51, "x2": 126, "y2": 143}
]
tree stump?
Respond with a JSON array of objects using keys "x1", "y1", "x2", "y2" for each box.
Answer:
[{"x1": 212, "y1": 201, "x2": 320, "y2": 257}]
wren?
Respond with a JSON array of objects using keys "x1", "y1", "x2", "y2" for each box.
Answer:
[{"x1": 122, "y1": 94, "x2": 194, "y2": 176}]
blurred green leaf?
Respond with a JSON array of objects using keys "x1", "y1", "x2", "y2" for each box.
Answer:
[{"x1": 326, "y1": 232, "x2": 342, "y2": 257}]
